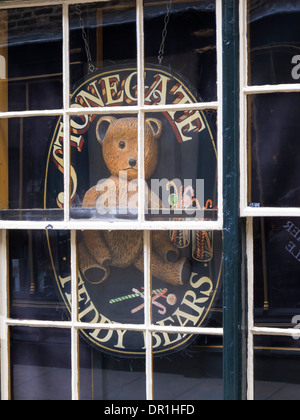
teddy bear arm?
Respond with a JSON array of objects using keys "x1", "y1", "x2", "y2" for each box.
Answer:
[
  {"x1": 78, "y1": 240, "x2": 110, "y2": 285},
  {"x1": 152, "y1": 231, "x2": 181, "y2": 263},
  {"x1": 82, "y1": 230, "x2": 112, "y2": 267}
]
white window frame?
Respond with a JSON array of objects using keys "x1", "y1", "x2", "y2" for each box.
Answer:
[
  {"x1": 239, "y1": 0, "x2": 300, "y2": 219},
  {"x1": 0, "y1": 0, "x2": 224, "y2": 401},
  {"x1": 239, "y1": 0, "x2": 300, "y2": 401}
]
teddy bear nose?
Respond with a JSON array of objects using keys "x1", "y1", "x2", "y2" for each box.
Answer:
[{"x1": 129, "y1": 158, "x2": 137, "y2": 168}]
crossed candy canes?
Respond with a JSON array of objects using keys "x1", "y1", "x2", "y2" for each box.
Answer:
[
  {"x1": 131, "y1": 288, "x2": 169, "y2": 315},
  {"x1": 109, "y1": 287, "x2": 177, "y2": 316}
]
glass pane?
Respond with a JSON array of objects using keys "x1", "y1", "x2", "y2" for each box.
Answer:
[
  {"x1": 70, "y1": 113, "x2": 139, "y2": 221},
  {"x1": 248, "y1": 93, "x2": 300, "y2": 208},
  {"x1": 254, "y1": 218, "x2": 300, "y2": 328},
  {"x1": 144, "y1": 0, "x2": 217, "y2": 102},
  {"x1": 9, "y1": 230, "x2": 70, "y2": 321},
  {"x1": 153, "y1": 335, "x2": 223, "y2": 400},
  {"x1": 145, "y1": 110, "x2": 218, "y2": 222},
  {"x1": 255, "y1": 335, "x2": 300, "y2": 401},
  {"x1": 69, "y1": 1, "x2": 137, "y2": 101},
  {"x1": 10, "y1": 327, "x2": 71, "y2": 400},
  {"x1": 249, "y1": 1, "x2": 300, "y2": 86},
  {"x1": 76, "y1": 230, "x2": 144, "y2": 329},
  {"x1": 0, "y1": 116, "x2": 64, "y2": 220},
  {"x1": 0, "y1": 7, "x2": 62, "y2": 112},
  {"x1": 79, "y1": 332, "x2": 146, "y2": 400},
  {"x1": 150, "y1": 230, "x2": 222, "y2": 329},
  {"x1": 74, "y1": 229, "x2": 222, "y2": 354}
]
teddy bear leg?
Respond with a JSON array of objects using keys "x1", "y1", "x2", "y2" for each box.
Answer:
[
  {"x1": 78, "y1": 241, "x2": 110, "y2": 285},
  {"x1": 82, "y1": 231, "x2": 112, "y2": 267},
  {"x1": 152, "y1": 231, "x2": 180, "y2": 263},
  {"x1": 134, "y1": 252, "x2": 191, "y2": 287}
]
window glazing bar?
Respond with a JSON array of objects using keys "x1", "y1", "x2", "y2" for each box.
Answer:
[{"x1": 0, "y1": 230, "x2": 10, "y2": 400}]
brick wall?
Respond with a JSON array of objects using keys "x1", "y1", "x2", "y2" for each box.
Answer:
[{"x1": 7, "y1": 6, "x2": 63, "y2": 45}]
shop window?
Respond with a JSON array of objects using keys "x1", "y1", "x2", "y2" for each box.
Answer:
[
  {"x1": 242, "y1": 0, "x2": 300, "y2": 400},
  {"x1": 0, "y1": 0, "x2": 225, "y2": 401},
  {"x1": 5, "y1": 0, "x2": 300, "y2": 403}
]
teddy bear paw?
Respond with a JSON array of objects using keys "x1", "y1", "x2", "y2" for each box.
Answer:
[{"x1": 83, "y1": 266, "x2": 110, "y2": 285}]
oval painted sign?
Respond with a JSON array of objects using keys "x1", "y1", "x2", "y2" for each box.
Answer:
[{"x1": 45, "y1": 65, "x2": 222, "y2": 357}]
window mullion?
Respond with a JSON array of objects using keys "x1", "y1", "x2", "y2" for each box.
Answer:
[
  {"x1": 71, "y1": 230, "x2": 79, "y2": 400},
  {"x1": 246, "y1": 218, "x2": 254, "y2": 400},
  {"x1": 137, "y1": 0, "x2": 145, "y2": 225},
  {"x1": 144, "y1": 231, "x2": 153, "y2": 401},
  {"x1": 0, "y1": 230, "x2": 10, "y2": 400},
  {"x1": 137, "y1": 0, "x2": 153, "y2": 400},
  {"x1": 63, "y1": 2, "x2": 70, "y2": 222}
]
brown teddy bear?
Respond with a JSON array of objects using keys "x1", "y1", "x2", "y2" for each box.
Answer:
[{"x1": 78, "y1": 116, "x2": 190, "y2": 287}]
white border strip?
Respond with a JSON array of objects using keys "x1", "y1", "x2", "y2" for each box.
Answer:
[
  {"x1": 5, "y1": 318, "x2": 224, "y2": 336},
  {"x1": 0, "y1": 103, "x2": 219, "y2": 120},
  {"x1": 71, "y1": 230, "x2": 79, "y2": 400},
  {"x1": 0, "y1": 0, "x2": 112, "y2": 9},
  {"x1": 246, "y1": 218, "x2": 254, "y2": 401},
  {"x1": 242, "y1": 207, "x2": 300, "y2": 218},
  {"x1": 0, "y1": 230, "x2": 10, "y2": 401},
  {"x1": 244, "y1": 84, "x2": 300, "y2": 94},
  {"x1": 0, "y1": 220, "x2": 223, "y2": 231}
]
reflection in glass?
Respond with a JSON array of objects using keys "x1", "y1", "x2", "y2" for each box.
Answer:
[
  {"x1": 144, "y1": 0, "x2": 217, "y2": 102},
  {"x1": 77, "y1": 230, "x2": 145, "y2": 328},
  {"x1": 153, "y1": 335, "x2": 223, "y2": 400},
  {"x1": 249, "y1": 94, "x2": 300, "y2": 208},
  {"x1": 10, "y1": 327, "x2": 71, "y2": 400},
  {"x1": 69, "y1": 1, "x2": 136, "y2": 94},
  {"x1": 255, "y1": 335, "x2": 300, "y2": 401},
  {"x1": 254, "y1": 218, "x2": 300, "y2": 328},
  {"x1": 1, "y1": 7, "x2": 63, "y2": 112},
  {"x1": 70, "y1": 113, "x2": 139, "y2": 221},
  {"x1": 150, "y1": 230, "x2": 222, "y2": 330},
  {"x1": 79, "y1": 333, "x2": 146, "y2": 400},
  {"x1": 0, "y1": 117, "x2": 64, "y2": 220},
  {"x1": 9, "y1": 230, "x2": 70, "y2": 321},
  {"x1": 145, "y1": 110, "x2": 218, "y2": 222},
  {"x1": 249, "y1": 0, "x2": 300, "y2": 86}
]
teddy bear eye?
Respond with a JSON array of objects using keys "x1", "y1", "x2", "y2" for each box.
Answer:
[{"x1": 119, "y1": 141, "x2": 126, "y2": 149}]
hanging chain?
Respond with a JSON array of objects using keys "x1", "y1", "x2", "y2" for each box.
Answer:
[
  {"x1": 158, "y1": 0, "x2": 173, "y2": 66},
  {"x1": 75, "y1": 5, "x2": 97, "y2": 73}
]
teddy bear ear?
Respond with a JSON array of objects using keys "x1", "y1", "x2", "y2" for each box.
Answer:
[
  {"x1": 146, "y1": 118, "x2": 163, "y2": 140},
  {"x1": 96, "y1": 116, "x2": 116, "y2": 146}
]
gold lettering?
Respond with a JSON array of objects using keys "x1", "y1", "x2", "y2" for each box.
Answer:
[
  {"x1": 145, "y1": 74, "x2": 170, "y2": 105},
  {"x1": 114, "y1": 329, "x2": 127, "y2": 349},
  {"x1": 78, "y1": 274, "x2": 91, "y2": 306},
  {"x1": 58, "y1": 275, "x2": 71, "y2": 306},
  {"x1": 79, "y1": 301, "x2": 100, "y2": 324},
  {"x1": 101, "y1": 74, "x2": 124, "y2": 106},
  {"x1": 173, "y1": 291, "x2": 206, "y2": 327},
  {"x1": 190, "y1": 275, "x2": 213, "y2": 299},
  {"x1": 173, "y1": 111, "x2": 205, "y2": 142},
  {"x1": 123, "y1": 71, "x2": 137, "y2": 105},
  {"x1": 52, "y1": 121, "x2": 80, "y2": 207},
  {"x1": 75, "y1": 83, "x2": 105, "y2": 108},
  {"x1": 152, "y1": 331, "x2": 162, "y2": 349},
  {"x1": 168, "y1": 83, "x2": 191, "y2": 117}
]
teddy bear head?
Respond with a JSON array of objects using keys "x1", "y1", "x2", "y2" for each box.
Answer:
[{"x1": 96, "y1": 116, "x2": 163, "y2": 181}]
